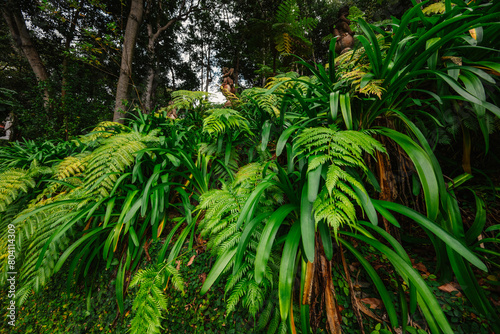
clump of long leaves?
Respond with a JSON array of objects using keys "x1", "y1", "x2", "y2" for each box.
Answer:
[{"x1": 197, "y1": 2, "x2": 500, "y2": 333}]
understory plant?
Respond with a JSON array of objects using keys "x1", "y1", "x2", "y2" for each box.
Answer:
[{"x1": 197, "y1": 1, "x2": 500, "y2": 333}]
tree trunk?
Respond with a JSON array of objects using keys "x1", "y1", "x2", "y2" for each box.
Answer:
[
  {"x1": 1, "y1": 1, "x2": 50, "y2": 106},
  {"x1": 142, "y1": 27, "x2": 156, "y2": 113},
  {"x1": 234, "y1": 51, "x2": 239, "y2": 93},
  {"x1": 205, "y1": 44, "x2": 211, "y2": 92},
  {"x1": 113, "y1": 0, "x2": 144, "y2": 123},
  {"x1": 142, "y1": 65, "x2": 155, "y2": 113}
]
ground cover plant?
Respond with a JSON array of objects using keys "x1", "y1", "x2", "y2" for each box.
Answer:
[{"x1": 1, "y1": 1, "x2": 500, "y2": 333}]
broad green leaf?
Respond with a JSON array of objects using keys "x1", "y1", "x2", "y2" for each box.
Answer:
[
  {"x1": 255, "y1": 204, "x2": 297, "y2": 283},
  {"x1": 379, "y1": 128, "x2": 439, "y2": 221},
  {"x1": 339, "y1": 93, "x2": 352, "y2": 130},
  {"x1": 425, "y1": 38, "x2": 441, "y2": 70},
  {"x1": 200, "y1": 248, "x2": 237, "y2": 294},
  {"x1": 307, "y1": 158, "x2": 322, "y2": 202},
  {"x1": 277, "y1": 125, "x2": 301, "y2": 157},
  {"x1": 465, "y1": 191, "x2": 486, "y2": 245},
  {"x1": 318, "y1": 220, "x2": 333, "y2": 260},
  {"x1": 352, "y1": 184, "x2": 378, "y2": 226},
  {"x1": 235, "y1": 174, "x2": 276, "y2": 229},
  {"x1": 261, "y1": 120, "x2": 272, "y2": 151},
  {"x1": 329, "y1": 91, "x2": 340, "y2": 121}
]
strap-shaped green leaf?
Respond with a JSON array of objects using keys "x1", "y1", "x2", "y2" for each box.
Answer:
[
  {"x1": 342, "y1": 232, "x2": 453, "y2": 333},
  {"x1": 255, "y1": 204, "x2": 297, "y2": 283},
  {"x1": 340, "y1": 238, "x2": 399, "y2": 328},
  {"x1": 318, "y1": 220, "x2": 333, "y2": 261},
  {"x1": 379, "y1": 128, "x2": 439, "y2": 221},
  {"x1": 300, "y1": 186, "x2": 315, "y2": 263},
  {"x1": 339, "y1": 93, "x2": 352, "y2": 130},
  {"x1": 279, "y1": 222, "x2": 301, "y2": 321},
  {"x1": 200, "y1": 248, "x2": 237, "y2": 295},
  {"x1": 235, "y1": 174, "x2": 276, "y2": 229},
  {"x1": 374, "y1": 200, "x2": 486, "y2": 271},
  {"x1": 233, "y1": 212, "x2": 272, "y2": 274},
  {"x1": 276, "y1": 125, "x2": 301, "y2": 157}
]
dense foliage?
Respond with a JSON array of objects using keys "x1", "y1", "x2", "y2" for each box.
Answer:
[{"x1": 1, "y1": 1, "x2": 500, "y2": 333}]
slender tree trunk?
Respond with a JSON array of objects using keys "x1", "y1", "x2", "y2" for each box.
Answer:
[
  {"x1": 113, "y1": 0, "x2": 144, "y2": 123},
  {"x1": 1, "y1": 1, "x2": 50, "y2": 106},
  {"x1": 205, "y1": 44, "x2": 211, "y2": 92},
  {"x1": 142, "y1": 27, "x2": 156, "y2": 113},
  {"x1": 142, "y1": 65, "x2": 155, "y2": 113}
]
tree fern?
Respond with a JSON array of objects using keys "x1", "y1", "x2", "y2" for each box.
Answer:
[
  {"x1": 273, "y1": 0, "x2": 317, "y2": 56},
  {"x1": 129, "y1": 262, "x2": 184, "y2": 334}
]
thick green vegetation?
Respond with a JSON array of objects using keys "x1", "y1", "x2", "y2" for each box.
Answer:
[{"x1": 1, "y1": 1, "x2": 500, "y2": 333}]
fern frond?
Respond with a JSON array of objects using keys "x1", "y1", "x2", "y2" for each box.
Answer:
[
  {"x1": 84, "y1": 131, "x2": 159, "y2": 197},
  {"x1": 226, "y1": 279, "x2": 248, "y2": 315},
  {"x1": 54, "y1": 154, "x2": 88, "y2": 180},
  {"x1": 243, "y1": 279, "x2": 266, "y2": 317},
  {"x1": 0, "y1": 169, "x2": 36, "y2": 212},
  {"x1": 257, "y1": 298, "x2": 275, "y2": 330},
  {"x1": 203, "y1": 109, "x2": 253, "y2": 137},
  {"x1": 129, "y1": 262, "x2": 184, "y2": 334},
  {"x1": 168, "y1": 90, "x2": 210, "y2": 112},
  {"x1": 241, "y1": 88, "x2": 281, "y2": 117},
  {"x1": 76, "y1": 121, "x2": 130, "y2": 145},
  {"x1": 423, "y1": 1, "x2": 447, "y2": 15}
]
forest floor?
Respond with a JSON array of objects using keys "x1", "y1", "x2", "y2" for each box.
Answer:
[{"x1": 2, "y1": 221, "x2": 499, "y2": 334}]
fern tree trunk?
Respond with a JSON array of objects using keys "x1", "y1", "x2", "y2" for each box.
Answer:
[{"x1": 303, "y1": 234, "x2": 342, "y2": 333}]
